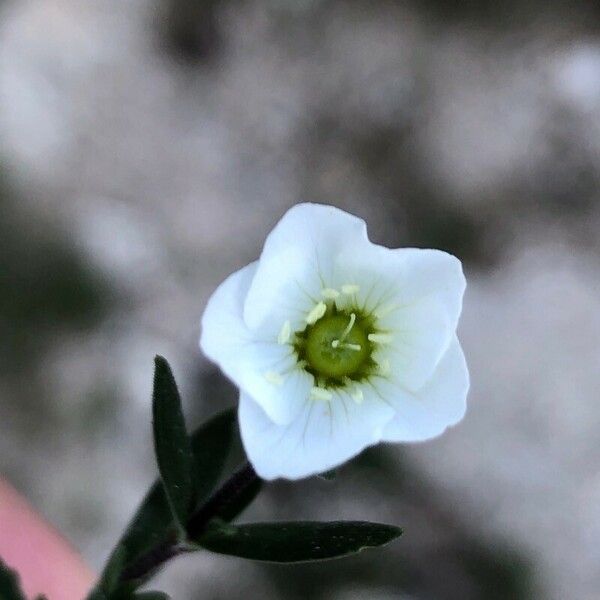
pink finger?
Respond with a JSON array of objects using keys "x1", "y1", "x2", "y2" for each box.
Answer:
[{"x1": 0, "y1": 479, "x2": 95, "y2": 600}]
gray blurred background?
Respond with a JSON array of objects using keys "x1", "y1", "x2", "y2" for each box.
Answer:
[{"x1": 1, "y1": 0, "x2": 600, "y2": 598}]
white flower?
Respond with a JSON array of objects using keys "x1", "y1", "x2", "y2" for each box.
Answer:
[{"x1": 200, "y1": 203, "x2": 468, "y2": 480}]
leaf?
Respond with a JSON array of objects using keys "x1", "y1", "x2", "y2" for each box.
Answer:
[
  {"x1": 0, "y1": 559, "x2": 26, "y2": 600},
  {"x1": 133, "y1": 593, "x2": 170, "y2": 600},
  {"x1": 317, "y1": 469, "x2": 337, "y2": 481},
  {"x1": 195, "y1": 520, "x2": 403, "y2": 563},
  {"x1": 90, "y1": 545, "x2": 127, "y2": 597},
  {"x1": 212, "y1": 476, "x2": 262, "y2": 523},
  {"x1": 99, "y1": 408, "x2": 236, "y2": 581},
  {"x1": 152, "y1": 356, "x2": 194, "y2": 530}
]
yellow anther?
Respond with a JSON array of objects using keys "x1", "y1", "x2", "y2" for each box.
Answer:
[
  {"x1": 277, "y1": 320, "x2": 291, "y2": 344},
  {"x1": 368, "y1": 333, "x2": 394, "y2": 345},
  {"x1": 265, "y1": 371, "x2": 284, "y2": 385},
  {"x1": 341, "y1": 284, "x2": 360, "y2": 295},
  {"x1": 310, "y1": 387, "x2": 333, "y2": 401},
  {"x1": 306, "y1": 301, "x2": 327, "y2": 325},
  {"x1": 321, "y1": 288, "x2": 340, "y2": 299}
]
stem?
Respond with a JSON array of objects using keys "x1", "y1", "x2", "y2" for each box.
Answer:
[{"x1": 120, "y1": 462, "x2": 259, "y2": 584}]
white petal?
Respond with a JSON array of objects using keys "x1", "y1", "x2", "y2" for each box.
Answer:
[
  {"x1": 200, "y1": 262, "x2": 312, "y2": 425},
  {"x1": 243, "y1": 203, "x2": 369, "y2": 335},
  {"x1": 379, "y1": 337, "x2": 469, "y2": 442},
  {"x1": 200, "y1": 262, "x2": 258, "y2": 371},
  {"x1": 335, "y1": 244, "x2": 466, "y2": 389},
  {"x1": 239, "y1": 386, "x2": 395, "y2": 480},
  {"x1": 374, "y1": 295, "x2": 454, "y2": 391},
  {"x1": 338, "y1": 244, "x2": 465, "y2": 326}
]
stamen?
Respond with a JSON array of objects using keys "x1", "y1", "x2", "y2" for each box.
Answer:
[
  {"x1": 310, "y1": 386, "x2": 333, "y2": 401},
  {"x1": 368, "y1": 333, "x2": 394, "y2": 344},
  {"x1": 351, "y1": 387, "x2": 364, "y2": 404},
  {"x1": 374, "y1": 302, "x2": 399, "y2": 319},
  {"x1": 264, "y1": 371, "x2": 284, "y2": 385},
  {"x1": 340, "y1": 313, "x2": 356, "y2": 341},
  {"x1": 331, "y1": 341, "x2": 361, "y2": 351},
  {"x1": 378, "y1": 359, "x2": 391, "y2": 376},
  {"x1": 277, "y1": 320, "x2": 291, "y2": 344},
  {"x1": 321, "y1": 287, "x2": 340, "y2": 299},
  {"x1": 341, "y1": 284, "x2": 360, "y2": 295},
  {"x1": 343, "y1": 377, "x2": 364, "y2": 404},
  {"x1": 306, "y1": 301, "x2": 327, "y2": 325}
]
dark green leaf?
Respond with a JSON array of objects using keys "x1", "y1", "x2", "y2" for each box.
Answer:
[
  {"x1": 196, "y1": 520, "x2": 403, "y2": 563},
  {"x1": 0, "y1": 559, "x2": 26, "y2": 600},
  {"x1": 100, "y1": 408, "x2": 236, "y2": 580},
  {"x1": 189, "y1": 409, "x2": 238, "y2": 505},
  {"x1": 318, "y1": 469, "x2": 337, "y2": 481},
  {"x1": 91, "y1": 545, "x2": 127, "y2": 596},
  {"x1": 212, "y1": 476, "x2": 262, "y2": 523},
  {"x1": 133, "y1": 593, "x2": 170, "y2": 600},
  {"x1": 152, "y1": 356, "x2": 194, "y2": 530}
]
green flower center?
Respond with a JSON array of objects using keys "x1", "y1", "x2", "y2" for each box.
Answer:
[{"x1": 295, "y1": 309, "x2": 375, "y2": 386}]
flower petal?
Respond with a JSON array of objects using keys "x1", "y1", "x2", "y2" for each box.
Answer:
[
  {"x1": 335, "y1": 244, "x2": 466, "y2": 389},
  {"x1": 378, "y1": 336, "x2": 469, "y2": 442},
  {"x1": 243, "y1": 203, "x2": 369, "y2": 335},
  {"x1": 200, "y1": 262, "x2": 313, "y2": 425},
  {"x1": 239, "y1": 387, "x2": 395, "y2": 480},
  {"x1": 200, "y1": 262, "x2": 258, "y2": 370},
  {"x1": 372, "y1": 295, "x2": 454, "y2": 391}
]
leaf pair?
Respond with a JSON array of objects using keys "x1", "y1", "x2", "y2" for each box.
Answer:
[
  {"x1": 91, "y1": 359, "x2": 251, "y2": 597},
  {"x1": 90, "y1": 356, "x2": 403, "y2": 599}
]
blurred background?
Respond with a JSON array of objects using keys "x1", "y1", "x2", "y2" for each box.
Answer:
[{"x1": 1, "y1": 0, "x2": 600, "y2": 598}]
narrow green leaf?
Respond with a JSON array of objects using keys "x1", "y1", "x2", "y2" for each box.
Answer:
[
  {"x1": 196, "y1": 521, "x2": 403, "y2": 563},
  {"x1": 212, "y1": 476, "x2": 262, "y2": 523},
  {"x1": 133, "y1": 593, "x2": 170, "y2": 600},
  {"x1": 99, "y1": 408, "x2": 236, "y2": 581},
  {"x1": 152, "y1": 356, "x2": 194, "y2": 530},
  {"x1": 92, "y1": 545, "x2": 127, "y2": 596},
  {"x1": 318, "y1": 469, "x2": 337, "y2": 481},
  {"x1": 0, "y1": 559, "x2": 27, "y2": 600}
]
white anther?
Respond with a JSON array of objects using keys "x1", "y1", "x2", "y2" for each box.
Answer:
[
  {"x1": 321, "y1": 288, "x2": 340, "y2": 299},
  {"x1": 265, "y1": 371, "x2": 284, "y2": 386},
  {"x1": 277, "y1": 320, "x2": 291, "y2": 344},
  {"x1": 306, "y1": 301, "x2": 327, "y2": 325},
  {"x1": 343, "y1": 377, "x2": 364, "y2": 403},
  {"x1": 341, "y1": 284, "x2": 360, "y2": 295},
  {"x1": 368, "y1": 333, "x2": 394, "y2": 344},
  {"x1": 374, "y1": 303, "x2": 399, "y2": 319},
  {"x1": 378, "y1": 359, "x2": 391, "y2": 376},
  {"x1": 351, "y1": 387, "x2": 364, "y2": 404},
  {"x1": 311, "y1": 387, "x2": 333, "y2": 401}
]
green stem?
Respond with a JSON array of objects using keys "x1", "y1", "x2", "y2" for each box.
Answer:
[{"x1": 118, "y1": 462, "x2": 259, "y2": 585}]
